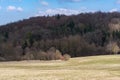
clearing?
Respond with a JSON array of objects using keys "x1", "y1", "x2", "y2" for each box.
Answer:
[{"x1": 0, "y1": 55, "x2": 120, "y2": 80}]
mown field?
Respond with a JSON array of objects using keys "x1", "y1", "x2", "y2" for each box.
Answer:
[{"x1": 0, "y1": 55, "x2": 120, "y2": 80}]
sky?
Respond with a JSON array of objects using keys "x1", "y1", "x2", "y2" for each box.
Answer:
[{"x1": 0, "y1": 0, "x2": 120, "y2": 25}]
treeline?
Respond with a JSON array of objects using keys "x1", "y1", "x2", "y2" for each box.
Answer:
[{"x1": 0, "y1": 12, "x2": 120, "y2": 61}]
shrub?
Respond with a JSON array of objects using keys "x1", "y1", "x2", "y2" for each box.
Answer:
[
  {"x1": 0, "y1": 57, "x2": 6, "y2": 61},
  {"x1": 0, "y1": 43, "x2": 22, "y2": 61},
  {"x1": 55, "y1": 50, "x2": 62, "y2": 60},
  {"x1": 47, "y1": 48, "x2": 63, "y2": 60},
  {"x1": 21, "y1": 48, "x2": 34, "y2": 60},
  {"x1": 47, "y1": 47, "x2": 56, "y2": 60},
  {"x1": 21, "y1": 53, "x2": 34, "y2": 60},
  {"x1": 63, "y1": 54, "x2": 71, "y2": 61},
  {"x1": 106, "y1": 42, "x2": 120, "y2": 54},
  {"x1": 36, "y1": 51, "x2": 47, "y2": 60}
]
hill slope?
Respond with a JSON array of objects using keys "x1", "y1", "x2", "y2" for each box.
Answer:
[
  {"x1": 0, "y1": 12, "x2": 120, "y2": 60},
  {"x1": 0, "y1": 55, "x2": 120, "y2": 80}
]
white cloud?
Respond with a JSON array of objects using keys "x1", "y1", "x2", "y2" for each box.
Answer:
[
  {"x1": 41, "y1": 1, "x2": 49, "y2": 6},
  {"x1": 17, "y1": 7, "x2": 23, "y2": 12},
  {"x1": 7, "y1": 6, "x2": 23, "y2": 12},
  {"x1": 37, "y1": 8, "x2": 80, "y2": 16},
  {"x1": 45, "y1": 8, "x2": 79, "y2": 15},
  {"x1": 7, "y1": 6, "x2": 16, "y2": 11},
  {"x1": 35, "y1": 7, "x2": 93, "y2": 16},
  {"x1": 110, "y1": 8, "x2": 118, "y2": 12}
]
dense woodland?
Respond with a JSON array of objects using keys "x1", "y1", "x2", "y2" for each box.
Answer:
[{"x1": 0, "y1": 12, "x2": 120, "y2": 61}]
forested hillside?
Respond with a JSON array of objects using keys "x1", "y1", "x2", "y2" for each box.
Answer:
[{"x1": 0, "y1": 12, "x2": 120, "y2": 61}]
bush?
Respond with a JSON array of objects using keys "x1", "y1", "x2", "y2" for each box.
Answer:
[
  {"x1": 21, "y1": 48, "x2": 34, "y2": 60},
  {"x1": 47, "y1": 47, "x2": 56, "y2": 60},
  {"x1": 36, "y1": 51, "x2": 47, "y2": 60},
  {"x1": 63, "y1": 54, "x2": 71, "y2": 61},
  {"x1": 22, "y1": 47, "x2": 63, "y2": 60},
  {"x1": 0, "y1": 57, "x2": 6, "y2": 61},
  {"x1": 0, "y1": 43, "x2": 22, "y2": 61},
  {"x1": 47, "y1": 48, "x2": 63, "y2": 60},
  {"x1": 106, "y1": 42, "x2": 120, "y2": 54},
  {"x1": 55, "y1": 50, "x2": 62, "y2": 60}
]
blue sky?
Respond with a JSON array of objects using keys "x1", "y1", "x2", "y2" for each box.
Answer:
[{"x1": 0, "y1": 0, "x2": 120, "y2": 25}]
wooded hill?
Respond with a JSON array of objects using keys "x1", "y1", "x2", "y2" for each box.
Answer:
[{"x1": 0, "y1": 12, "x2": 120, "y2": 61}]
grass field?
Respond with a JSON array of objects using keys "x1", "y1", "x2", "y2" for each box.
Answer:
[{"x1": 0, "y1": 55, "x2": 120, "y2": 80}]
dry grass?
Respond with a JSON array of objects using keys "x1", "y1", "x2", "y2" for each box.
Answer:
[{"x1": 0, "y1": 55, "x2": 120, "y2": 80}]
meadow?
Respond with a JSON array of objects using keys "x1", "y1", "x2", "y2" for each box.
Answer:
[{"x1": 0, "y1": 55, "x2": 120, "y2": 80}]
